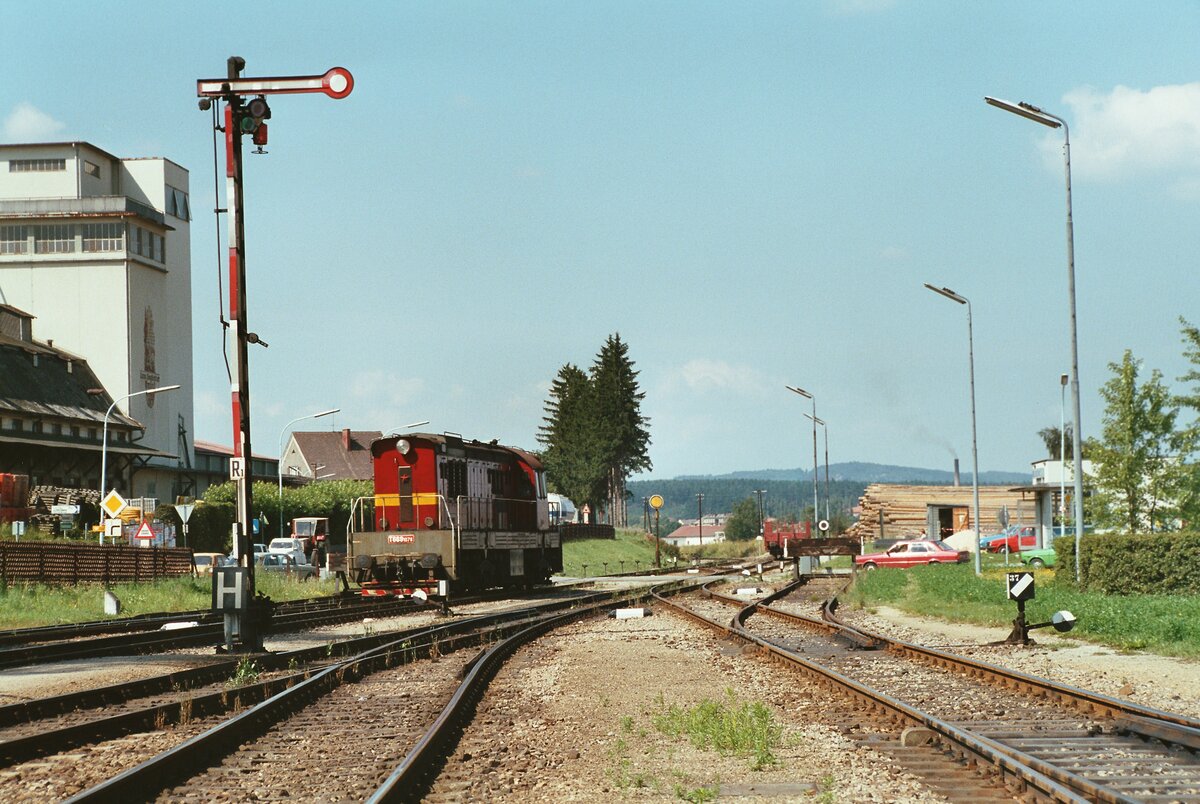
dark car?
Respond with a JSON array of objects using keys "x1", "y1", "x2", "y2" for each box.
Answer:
[
  {"x1": 256, "y1": 553, "x2": 317, "y2": 579},
  {"x1": 854, "y1": 539, "x2": 969, "y2": 570}
]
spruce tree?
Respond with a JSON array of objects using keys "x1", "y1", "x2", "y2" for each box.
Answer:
[
  {"x1": 589, "y1": 333, "x2": 652, "y2": 526},
  {"x1": 537, "y1": 364, "x2": 606, "y2": 514}
]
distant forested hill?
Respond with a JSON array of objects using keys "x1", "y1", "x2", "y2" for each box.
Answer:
[{"x1": 627, "y1": 463, "x2": 1028, "y2": 523}]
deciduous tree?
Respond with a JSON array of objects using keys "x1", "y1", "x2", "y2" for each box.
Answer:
[
  {"x1": 723, "y1": 497, "x2": 762, "y2": 541},
  {"x1": 1091, "y1": 350, "x2": 1189, "y2": 532}
]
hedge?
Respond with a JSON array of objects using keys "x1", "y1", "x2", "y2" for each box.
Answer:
[{"x1": 1055, "y1": 531, "x2": 1200, "y2": 595}]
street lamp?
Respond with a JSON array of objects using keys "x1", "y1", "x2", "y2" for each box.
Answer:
[
  {"x1": 986, "y1": 95, "x2": 1085, "y2": 582},
  {"x1": 99, "y1": 384, "x2": 181, "y2": 542},
  {"x1": 388, "y1": 420, "x2": 430, "y2": 434},
  {"x1": 785, "y1": 385, "x2": 819, "y2": 528},
  {"x1": 277, "y1": 407, "x2": 339, "y2": 542},
  {"x1": 1060, "y1": 372, "x2": 1069, "y2": 542},
  {"x1": 696, "y1": 493, "x2": 704, "y2": 546},
  {"x1": 924, "y1": 283, "x2": 981, "y2": 576},
  {"x1": 803, "y1": 413, "x2": 830, "y2": 524}
]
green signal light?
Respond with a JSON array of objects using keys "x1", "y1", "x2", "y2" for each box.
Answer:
[{"x1": 239, "y1": 115, "x2": 258, "y2": 134}]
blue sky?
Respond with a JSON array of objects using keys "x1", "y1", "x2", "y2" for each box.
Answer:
[{"x1": 6, "y1": 1, "x2": 1200, "y2": 480}]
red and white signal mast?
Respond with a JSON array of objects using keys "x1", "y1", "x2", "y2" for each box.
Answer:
[{"x1": 197, "y1": 57, "x2": 353, "y2": 650}]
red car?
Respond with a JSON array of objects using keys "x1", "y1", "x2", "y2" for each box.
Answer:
[
  {"x1": 855, "y1": 539, "x2": 969, "y2": 570},
  {"x1": 986, "y1": 525, "x2": 1038, "y2": 553}
]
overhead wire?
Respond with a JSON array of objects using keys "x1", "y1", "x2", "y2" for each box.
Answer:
[{"x1": 210, "y1": 101, "x2": 233, "y2": 383}]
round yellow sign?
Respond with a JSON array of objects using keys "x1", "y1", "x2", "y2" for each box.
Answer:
[{"x1": 648, "y1": 494, "x2": 664, "y2": 510}]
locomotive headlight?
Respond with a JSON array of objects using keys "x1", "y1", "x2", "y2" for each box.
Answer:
[{"x1": 396, "y1": 439, "x2": 411, "y2": 455}]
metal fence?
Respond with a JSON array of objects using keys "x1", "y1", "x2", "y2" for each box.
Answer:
[{"x1": 0, "y1": 542, "x2": 194, "y2": 585}]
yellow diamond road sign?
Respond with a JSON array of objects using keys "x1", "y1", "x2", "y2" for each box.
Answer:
[{"x1": 101, "y1": 490, "x2": 127, "y2": 519}]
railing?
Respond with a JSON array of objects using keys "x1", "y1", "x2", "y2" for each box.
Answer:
[{"x1": 346, "y1": 494, "x2": 460, "y2": 564}]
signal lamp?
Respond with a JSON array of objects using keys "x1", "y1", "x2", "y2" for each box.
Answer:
[{"x1": 246, "y1": 96, "x2": 271, "y2": 120}]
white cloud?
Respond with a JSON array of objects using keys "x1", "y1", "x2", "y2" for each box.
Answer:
[
  {"x1": 3, "y1": 102, "x2": 65, "y2": 141},
  {"x1": 349, "y1": 370, "x2": 426, "y2": 406},
  {"x1": 667, "y1": 358, "x2": 767, "y2": 394},
  {"x1": 1058, "y1": 83, "x2": 1200, "y2": 185}
]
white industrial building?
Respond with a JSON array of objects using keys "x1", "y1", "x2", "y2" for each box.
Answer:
[{"x1": 0, "y1": 142, "x2": 195, "y2": 502}]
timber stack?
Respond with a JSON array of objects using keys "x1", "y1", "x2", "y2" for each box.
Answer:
[{"x1": 847, "y1": 483, "x2": 1034, "y2": 544}]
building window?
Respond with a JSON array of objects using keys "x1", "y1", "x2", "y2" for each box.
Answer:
[
  {"x1": 31, "y1": 420, "x2": 43, "y2": 434},
  {"x1": 50, "y1": 422, "x2": 62, "y2": 435},
  {"x1": 83, "y1": 160, "x2": 100, "y2": 178},
  {"x1": 166, "y1": 186, "x2": 190, "y2": 221},
  {"x1": 83, "y1": 222, "x2": 124, "y2": 252},
  {"x1": 8, "y1": 158, "x2": 66, "y2": 172},
  {"x1": 0, "y1": 225, "x2": 27, "y2": 255},
  {"x1": 71, "y1": 425, "x2": 80, "y2": 437},
  {"x1": 33, "y1": 224, "x2": 75, "y2": 254}
]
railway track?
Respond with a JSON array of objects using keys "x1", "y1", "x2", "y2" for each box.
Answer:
[
  {"x1": 0, "y1": 578, "x2": 613, "y2": 671},
  {"x1": 678, "y1": 576, "x2": 1200, "y2": 803},
  {"x1": 0, "y1": 594, "x2": 430, "y2": 670},
  {"x1": 40, "y1": 580, "x2": 700, "y2": 802}
]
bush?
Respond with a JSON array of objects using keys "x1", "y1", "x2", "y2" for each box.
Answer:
[{"x1": 1054, "y1": 531, "x2": 1200, "y2": 595}]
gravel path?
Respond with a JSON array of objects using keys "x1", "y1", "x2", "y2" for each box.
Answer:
[{"x1": 423, "y1": 607, "x2": 943, "y2": 802}]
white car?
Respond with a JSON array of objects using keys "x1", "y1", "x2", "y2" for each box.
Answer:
[{"x1": 267, "y1": 537, "x2": 309, "y2": 566}]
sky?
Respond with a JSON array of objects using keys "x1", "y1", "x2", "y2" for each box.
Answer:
[{"x1": 5, "y1": 1, "x2": 1200, "y2": 481}]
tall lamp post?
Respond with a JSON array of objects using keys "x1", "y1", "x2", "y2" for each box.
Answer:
[
  {"x1": 696, "y1": 493, "x2": 704, "y2": 546},
  {"x1": 986, "y1": 95, "x2": 1085, "y2": 582},
  {"x1": 785, "y1": 385, "x2": 819, "y2": 529},
  {"x1": 1059, "y1": 372, "x2": 1069, "y2": 543},
  {"x1": 277, "y1": 407, "x2": 339, "y2": 542},
  {"x1": 924, "y1": 283, "x2": 981, "y2": 576},
  {"x1": 803, "y1": 413, "x2": 829, "y2": 524},
  {"x1": 99, "y1": 384, "x2": 182, "y2": 541}
]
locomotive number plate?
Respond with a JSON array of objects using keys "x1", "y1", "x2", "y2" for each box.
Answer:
[{"x1": 387, "y1": 533, "x2": 416, "y2": 544}]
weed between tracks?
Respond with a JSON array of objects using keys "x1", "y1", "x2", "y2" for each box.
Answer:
[
  {"x1": 651, "y1": 690, "x2": 782, "y2": 770},
  {"x1": 178, "y1": 697, "x2": 193, "y2": 725},
  {"x1": 608, "y1": 689, "x2": 784, "y2": 799},
  {"x1": 227, "y1": 656, "x2": 260, "y2": 688}
]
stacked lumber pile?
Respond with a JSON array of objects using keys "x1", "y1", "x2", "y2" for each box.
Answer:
[{"x1": 848, "y1": 484, "x2": 1036, "y2": 542}]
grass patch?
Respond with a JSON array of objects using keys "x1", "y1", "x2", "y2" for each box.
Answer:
[
  {"x1": 563, "y1": 528, "x2": 661, "y2": 576},
  {"x1": 652, "y1": 690, "x2": 782, "y2": 770},
  {"x1": 561, "y1": 528, "x2": 768, "y2": 577},
  {"x1": 846, "y1": 563, "x2": 1200, "y2": 658},
  {"x1": 0, "y1": 574, "x2": 342, "y2": 629}
]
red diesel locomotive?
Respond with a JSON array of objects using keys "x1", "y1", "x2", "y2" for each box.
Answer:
[{"x1": 347, "y1": 433, "x2": 562, "y2": 597}]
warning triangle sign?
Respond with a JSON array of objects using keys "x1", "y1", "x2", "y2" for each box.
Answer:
[{"x1": 135, "y1": 520, "x2": 155, "y2": 541}]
